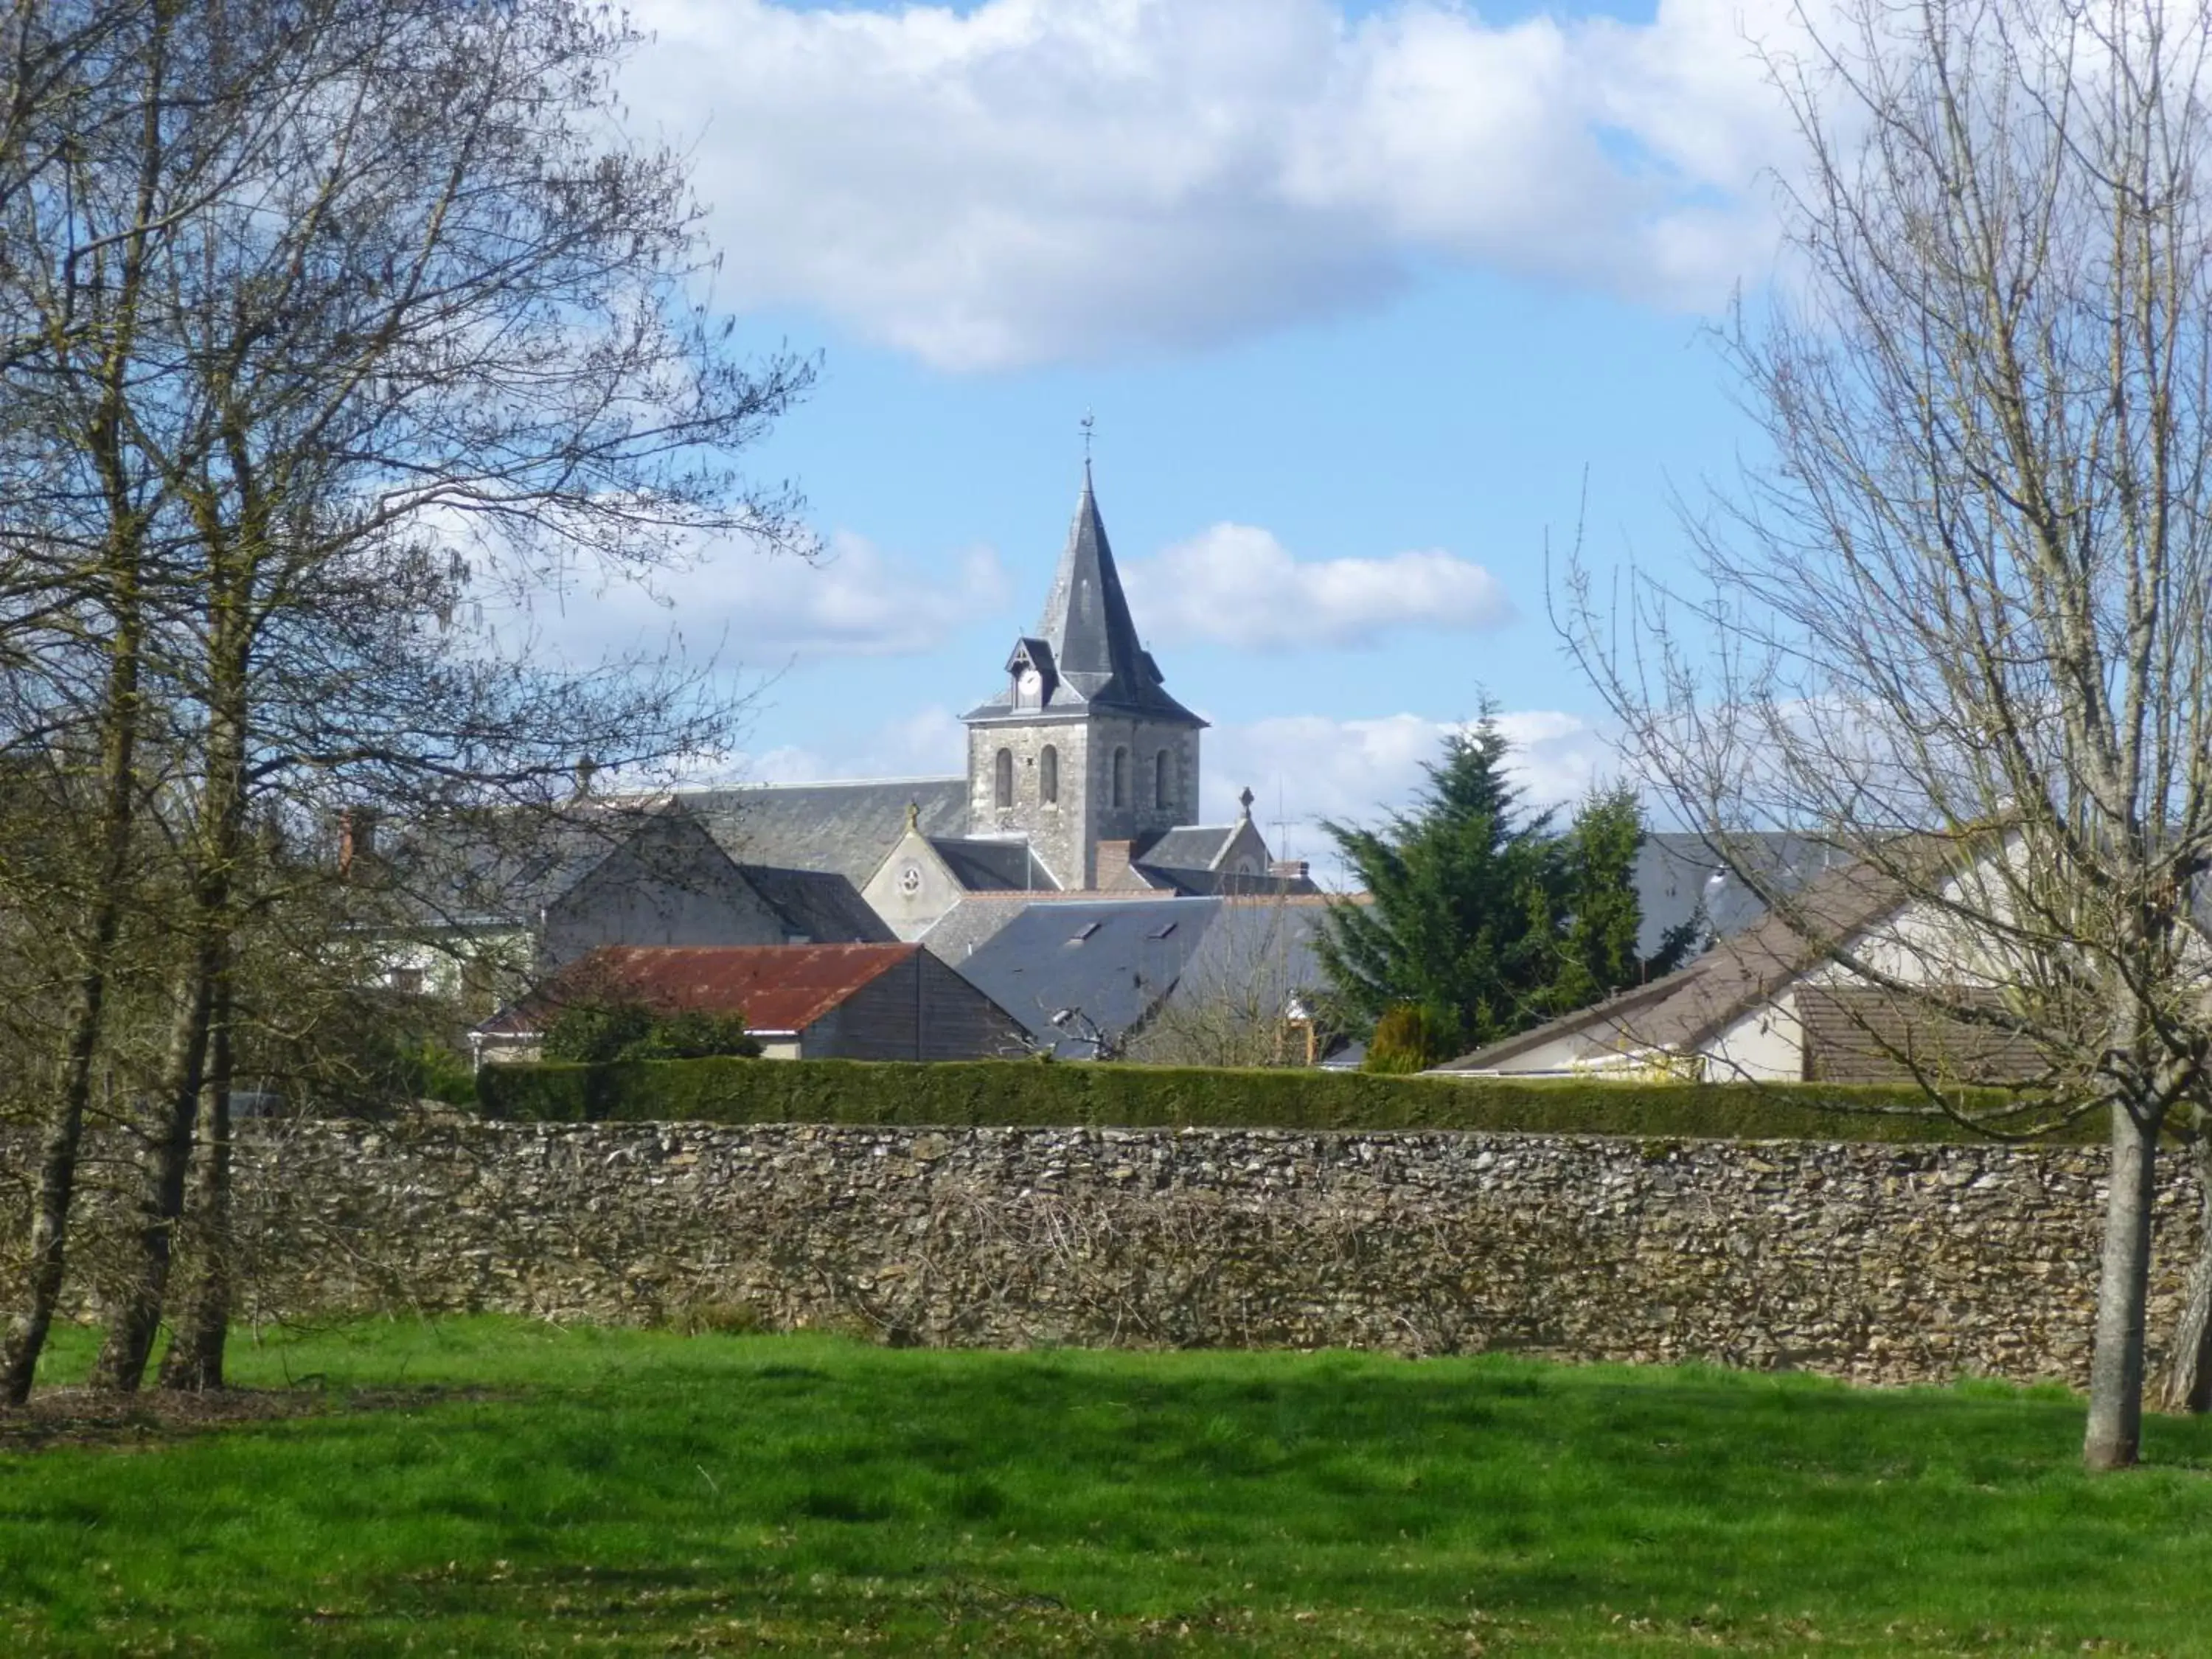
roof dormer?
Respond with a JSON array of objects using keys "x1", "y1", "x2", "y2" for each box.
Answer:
[{"x1": 1005, "y1": 637, "x2": 1058, "y2": 711}]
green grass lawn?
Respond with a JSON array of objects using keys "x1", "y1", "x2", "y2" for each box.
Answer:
[{"x1": 3, "y1": 1321, "x2": 2210, "y2": 1655}]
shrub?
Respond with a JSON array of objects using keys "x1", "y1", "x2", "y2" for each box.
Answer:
[
  {"x1": 540, "y1": 1000, "x2": 654, "y2": 1064},
  {"x1": 1365, "y1": 1004, "x2": 1441, "y2": 1074},
  {"x1": 540, "y1": 1001, "x2": 759, "y2": 1064},
  {"x1": 401, "y1": 1039, "x2": 479, "y2": 1107}
]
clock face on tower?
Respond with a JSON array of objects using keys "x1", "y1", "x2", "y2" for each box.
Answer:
[{"x1": 1017, "y1": 667, "x2": 1042, "y2": 703}]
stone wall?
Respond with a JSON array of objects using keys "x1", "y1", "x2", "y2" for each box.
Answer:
[{"x1": 159, "y1": 1121, "x2": 2207, "y2": 1388}]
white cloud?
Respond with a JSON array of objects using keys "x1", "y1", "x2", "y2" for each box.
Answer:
[
  {"x1": 1121, "y1": 523, "x2": 1509, "y2": 649},
  {"x1": 742, "y1": 705, "x2": 968, "y2": 785},
  {"x1": 495, "y1": 532, "x2": 1009, "y2": 666},
  {"x1": 1204, "y1": 707, "x2": 1627, "y2": 883},
  {"x1": 627, "y1": 0, "x2": 1810, "y2": 370}
]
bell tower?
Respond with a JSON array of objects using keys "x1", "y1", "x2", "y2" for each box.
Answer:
[{"x1": 961, "y1": 468, "x2": 1206, "y2": 889}]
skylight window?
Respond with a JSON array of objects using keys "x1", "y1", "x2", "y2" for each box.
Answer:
[
  {"x1": 1144, "y1": 922, "x2": 1177, "y2": 940},
  {"x1": 1070, "y1": 921, "x2": 1101, "y2": 942}
]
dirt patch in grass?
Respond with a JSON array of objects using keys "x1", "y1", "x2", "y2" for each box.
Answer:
[{"x1": 0, "y1": 1383, "x2": 504, "y2": 1454}]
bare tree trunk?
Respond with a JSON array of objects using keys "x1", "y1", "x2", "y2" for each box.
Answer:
[
  {"x1": 158, "y1": 975, "x2": 232, "y2": 1393},
  {"x1": 2158, "y1": 1114, "x2": 2212, "y2": 1415},
  {"x1": 90, "y1": 936, "x2": 215, "y2": 1391},
  {"x1": 0, "y1": 909, "x2": 125, "y2": 1404},
  {"x1": 2086, "y1": 1102, "x2": 2162, "y2": 1469},
  {"x1": 94, "y1": 665, "x2": 245, "y2": 1393},
  {"x1": 0, "y1": 580, "x2": 145, "y2": 1405}
]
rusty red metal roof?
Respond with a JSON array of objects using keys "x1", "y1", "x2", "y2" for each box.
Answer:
[{"x1": 487, "y1": 943, "x2": 919, "y2": 1037}]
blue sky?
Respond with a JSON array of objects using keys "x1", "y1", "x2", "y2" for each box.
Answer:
[{"x1": 552, "y1": 0, "x2": 1805, "y2": 866}]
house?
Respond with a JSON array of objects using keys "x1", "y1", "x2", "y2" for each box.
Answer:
[
  {"x1": 474, "y1": 942, "x2": 1029, "y2": 1063},
  {"x1": 1430, "y1": 846, "x2": 2045, "y2": 1083}
]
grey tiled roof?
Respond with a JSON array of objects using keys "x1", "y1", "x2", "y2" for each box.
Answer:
[
  {"x1": 678, "y1": 779, "x2": 968, "y2": 888},
  {"x1": 952, "y1": 895, "x2": 1222, "y2": 1053},
  {"x1": 739, "y1": 864, "x2": 896, "y2": 945},
  {"x1": 929, "y1": 836, "x2": 1059, "y2": 893},
  {"x1": 964, "y1": 476, "x2": 1203, "y2": 727}
]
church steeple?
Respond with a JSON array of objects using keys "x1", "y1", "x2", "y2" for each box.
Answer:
[
  {"x1": 981, "y1": 473, "x2": 1201, "y2": 724},
  {"x1": 961, "y1": 464, "x2": 1207, "y2": 891}
]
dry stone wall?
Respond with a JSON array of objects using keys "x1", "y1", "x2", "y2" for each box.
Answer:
[{"x1": 157, "y1": 1121, "x2": 2205, "y2": 1388}]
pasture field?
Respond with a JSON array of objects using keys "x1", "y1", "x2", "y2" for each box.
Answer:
[{"x1": 3, "y1": 1318, "x2": 2210, "y2": 1655}]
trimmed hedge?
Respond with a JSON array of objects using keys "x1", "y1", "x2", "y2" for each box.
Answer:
[{"x1": 475, "y1": 1057, "x2": 2088, "y2": 1144}]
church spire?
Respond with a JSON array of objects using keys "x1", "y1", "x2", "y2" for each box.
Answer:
[
  {"x1": 960, "y1": 462, "x2": 1203, "y2": 730},
  {"x1": 1026, "y1": 470, "x2": 1195, "y2": 720}
]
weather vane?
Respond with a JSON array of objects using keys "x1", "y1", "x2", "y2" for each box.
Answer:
[{"x1": 1080, "y1": 409, "x2": 1096, "y2": 473}]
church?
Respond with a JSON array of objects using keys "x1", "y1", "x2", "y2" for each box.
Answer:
[
  {"x1": 394, "y1": 472, "x2": 1322, "y2": 1062},
  {"x1": 673, "y1": 467, "x2": 1313, "y2": 943}
]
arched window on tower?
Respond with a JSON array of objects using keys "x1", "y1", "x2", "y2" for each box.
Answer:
[
  {"x1": 1111, "y1": 747, "x2": 1128, "y2": 809},
  {"x1": 994, "y1": 748, "x2": 1013, "y2": 810},
  {"x1": 1040, "y1": 745, "x2": 1059, "y2": 804},
  {"x1": 1154, "y1": 750, "x2": 1171, "y2": 811}
]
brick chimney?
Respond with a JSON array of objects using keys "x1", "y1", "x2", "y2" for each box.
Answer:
[{"x1": 1093, "y1": 838, "x2": 1134, "y2": 891}]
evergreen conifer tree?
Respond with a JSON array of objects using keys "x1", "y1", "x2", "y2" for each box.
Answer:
[{"x1": 1315, "y1": 716, "x2": 1688, "y2": 1060}]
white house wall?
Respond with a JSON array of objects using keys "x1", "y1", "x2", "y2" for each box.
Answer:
[{"x1": 1707, "y1": 992, "x2": 1806, "y2": 1082}]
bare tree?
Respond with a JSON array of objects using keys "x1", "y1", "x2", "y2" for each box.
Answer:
[
  {"x1": 1124, "y1": 894, "x2": 1331, "y2": 1068},
  {"x1": 0, "y1": 0, "x2": 811, "y2": 1398},
  {"x1": 1562, "y1": 0, "x2": 2212, "y2": 1470}
]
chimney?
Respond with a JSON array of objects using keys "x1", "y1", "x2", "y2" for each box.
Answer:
[
  {"x1": 574, "y1": 754, "x2": 598, "y2": 797},
  {"x1": 337, "y1": 806, "x2": 376, "y2": 876},
  {"x1": 1094, "y1": 838, "x2": 1134, "y2": 891}
]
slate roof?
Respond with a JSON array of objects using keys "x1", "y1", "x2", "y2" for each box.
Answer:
[
  {"x1": 678, "y1": 778, "x2": 968, "y2": 888},
  {"x1": 964, "y1": 475, "x2": 1203, "y2": 727},
  {"x1": 1632, "y1": 832, "x2": 1850, "y2": 959},
  {"x1": 1135, "y1": 864, "x2": 1323, "y2": 897},
  {"x1": 367, "y1": 802, "x2": 674, "y2": 930},
  {"x1": 481, "y1": 943, "x2": 921, "y2": 1038},
  {"x1": 1433, "y1": 850, "x2": 1920, "y2": 1074},
  {"x1": 917, "y1": 891, "x2": 1075, "y2": 964},
  {"x1": 739, "y1": 863, "x2": 897, "y2": 944},
  {"x1": 929, "y1": 836, "x2": 1059, "y2": 892},
  {"x1": 363, "y1": 800, "x2": 897, "y2": 947},
  {"x1": 1134, "y1": 824, "x2": 1236, "y2": 873},
  {"x1": 952, "y1": 896, "x2": 1223, "y2": 1054},
  {"x1": 1160, "y1": 897, "x2": 1332, "y2": 1009}
]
